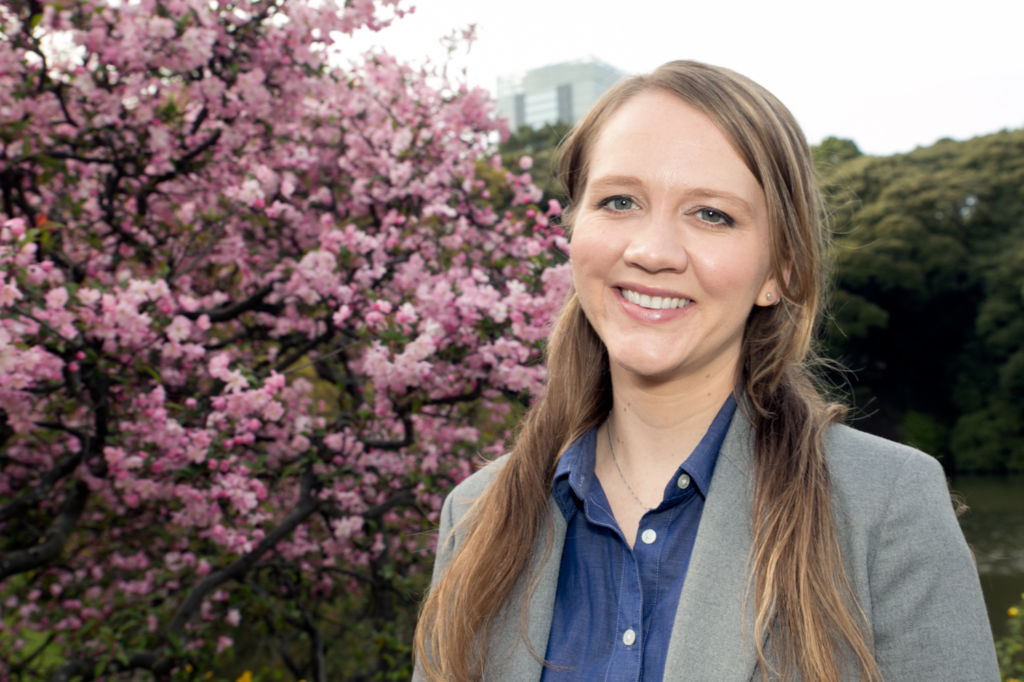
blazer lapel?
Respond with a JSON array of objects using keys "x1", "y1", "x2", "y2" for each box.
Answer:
[
  {"x1": 663, "y1": 411, "x2": 760, "y2": 680},
  {"x1": 484, "y1": 496, "x2": 567, "y2": 680}
]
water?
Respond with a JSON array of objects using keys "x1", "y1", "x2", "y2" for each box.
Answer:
[{"x1": 951, "y1": 475, "x2": 1024, "y2": 640}]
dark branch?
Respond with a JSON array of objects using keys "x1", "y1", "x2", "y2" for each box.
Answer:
[
  {"x1": 164, "y1": 475, "x2": 320, "y2": 637},
  {"x1": 0, "y1": 448, "x2": 83, "y2": 523},
  {"x1": 42, "y1": 150, "x2": 118, "y2": 165},
  {"x1": 361, "y1": 489, "x2": 417, "y2": 521},
  {"x1": 362, "y1": 413, "x2": 414, "y2": 450},
  {"x1": 274, "y1": 326, "x2": 336, "y2": 374},
  {"x1": 50, "y1": 650, "x2": 164, "y2": 682},
  {"x1": 421, "y1": 383, "x2": 482, "y2": 407},
  {"x1": 0, "y1": 480, "x2": 89, "y2": 580},
  {"x1": 321, "y1": 489, "x2": 416, "y2": 523},
  {"x1": 146, "y1": 129, "x2": 223, "y2": 186},
  {"x1": 183, "y1": 282, "x2": 278, "y2": 323}
]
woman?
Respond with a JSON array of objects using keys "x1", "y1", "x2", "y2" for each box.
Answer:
[{"x1": 413, "y1": 61, "x2": 997, "y2": 681}]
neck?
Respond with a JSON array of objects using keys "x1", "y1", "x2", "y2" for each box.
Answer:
[{"x1": 602, "y1": 360, "x2": 735, "y2": 486}]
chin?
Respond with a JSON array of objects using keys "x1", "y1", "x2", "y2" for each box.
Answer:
[{"x1": 610, "y1": 354, "x2": 687, "y2": 383}]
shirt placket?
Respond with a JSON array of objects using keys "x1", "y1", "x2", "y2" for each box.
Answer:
[
  {"x1": 609, "y1": 538, "x2": 645, "y2": 682},
  {"x1": 583, "y1": 494, "x2": 646, "y2": 682}
]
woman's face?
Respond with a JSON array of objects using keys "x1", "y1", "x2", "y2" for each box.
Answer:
[{"x1": 570, "y1": 88, "x2": 777, "y2": 389}]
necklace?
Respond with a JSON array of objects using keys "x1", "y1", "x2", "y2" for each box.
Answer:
[{"x1": 606, "y1": 421, "x2": 654, "y2": 511}]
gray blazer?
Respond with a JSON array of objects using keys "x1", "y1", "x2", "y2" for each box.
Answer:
[{"x1": 421, "y1": 413, "x2": 999, "y2": 680}]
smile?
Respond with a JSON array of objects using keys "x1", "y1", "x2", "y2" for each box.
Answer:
[{"x1": 619, "y1": 288, "x2": 692, "y2": 310}]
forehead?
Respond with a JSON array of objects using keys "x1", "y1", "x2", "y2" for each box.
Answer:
[{"x1": 585, "y1": 89, "x2": 762, "y2": 200}]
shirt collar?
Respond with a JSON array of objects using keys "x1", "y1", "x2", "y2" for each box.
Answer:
[
  {"x1": 552, "y1": 427, "x2": 597, "y2": 519},
  {"x1": 552, "y1": 395, "x2": 737, "y2": 519}
]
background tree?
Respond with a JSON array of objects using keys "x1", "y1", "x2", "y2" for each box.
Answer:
[
  {"x1": 499, "y1": 121, "x2": 571, "y2": 207},
  {"x1": 819, "y1": 131, "x2": 1024, "y2": 472},
  {"x1": 0, "y1": 1, "x2": 569, "y2": 679}
]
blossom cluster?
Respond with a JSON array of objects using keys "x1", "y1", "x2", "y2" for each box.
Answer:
[{"x1": 0, "y1": 0, "x2": 569, "y2": 674}]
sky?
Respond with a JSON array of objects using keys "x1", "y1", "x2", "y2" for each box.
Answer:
[{"x1": 347, "y1": 0, "x2": 1024, "y2": 156}]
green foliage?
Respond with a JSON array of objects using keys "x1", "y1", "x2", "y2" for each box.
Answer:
[
  {"x1": 0, "y1": 627, "x2": 61, "y2": 678},
  {"x1": 828, "y1": 289, "x2": 889, "y2": 339},
  {"x1": 899, "y1": 410, "x2": 950, "y2": 462},
  {"x1": 209, "y1": 556, "x2": 428, "y2": 681},
  {"x1": 950, "y1": 401, "x2": 1024, "y2": 472},
  {"x1": 817, "y1": 129, "x2": 1024, "y2": 471},
  {"x1": 500, "y1": 122, "x2": 572, "y2": 205},
  {"x1": 812, "y1": 136, "x2": 863, "y2": 170},
  {"x1": 997, "y1": 593, "x2": 1024, "y2": 680}
]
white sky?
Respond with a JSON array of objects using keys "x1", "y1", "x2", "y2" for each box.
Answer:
[{"x1": 347, "y1": 0, "x2": 1024, "y2": 156}]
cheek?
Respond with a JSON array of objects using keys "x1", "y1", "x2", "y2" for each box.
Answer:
[
  {"x1": 694, "y1": 243, "x2": 772, "y2": 297},
  {"x1": 570, "y1": 252, "x2": 600, "y2": 302},
  {"x1": 569, "y1": 225, "x2": 614, "y2": 283}
]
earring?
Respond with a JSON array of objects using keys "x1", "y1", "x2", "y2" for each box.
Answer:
[{"x1": 766, "y1": 292, "x2": 773, "y2": 302}]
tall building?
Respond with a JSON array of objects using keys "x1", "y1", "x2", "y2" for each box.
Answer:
[{"x1": 496, "y1": 59, "x2": 626, "y2": 130}]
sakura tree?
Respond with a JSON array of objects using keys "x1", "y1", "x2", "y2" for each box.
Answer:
[{"x1": 0, "y1": 0, "x2": 569, "y2": 679}]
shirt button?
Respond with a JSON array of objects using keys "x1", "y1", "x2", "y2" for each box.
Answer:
[
  {"x1": 622, "y1": 628, "x2": 636, "y2": 646},
  {"x1": 677, "y1": 473, "x2": 691, "y2": 489},
  {"x1": 640, "y1": 528, "x2": 657, "y2": 544}
]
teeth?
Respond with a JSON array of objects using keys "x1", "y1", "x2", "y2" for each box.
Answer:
[{"x1": 620, "y1": 288, "x2": 691, "y2": 310}]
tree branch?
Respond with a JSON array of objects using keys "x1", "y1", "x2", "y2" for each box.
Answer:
[
  {"x1": 320, "y1": 489, "x2": 416, "y2": 523},
  {"x1": 183, "y1": 282, "x2": 278, "y2": 323},
  {"x1": 421, "y1": 383, "x2": 482, "y2": 407},
  {"x1": 164, "y1": 475, "x2": 320, "y2": 637},
  {"x1": 0, "y1": 448, "x2": 83, "y2": 523},
  {"x1": 146, "y1": 129, "x2": 223, "y2": 186},
  {"x1": 362, "y1": 413, "x2": 414, "y2": 450},
  {"x1": 274, "y1": 326, "x2": 335, "y2": 374},
  {"x1": 0, "y1": 479, "x2": 89, "y2": 580},
  {"x1": 50, "y1": 650, "x2": 164, "y2": 682}
]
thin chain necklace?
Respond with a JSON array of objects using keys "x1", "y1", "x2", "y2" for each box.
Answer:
[{"x1": 606, "y1": 420, "x2": 654, "y2": 511}]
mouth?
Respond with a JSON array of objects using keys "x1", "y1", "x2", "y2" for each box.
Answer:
[{"x1": 618, "y1": 287, "x2": 692, "y2": 310}]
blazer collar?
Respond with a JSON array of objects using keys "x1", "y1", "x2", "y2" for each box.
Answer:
[
  {"x1": 483, "y1": 496, "x2": 567, "y2": 680},
  {"x1": 663, "y1": 408, "x2": 759, "y2": 679}
]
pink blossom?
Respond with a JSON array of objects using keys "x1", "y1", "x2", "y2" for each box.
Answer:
[
  {"x1": 0, "y1": 0, "x2": 565, "y2": 669},
  {"x1": 4, "y1": 217, "x2": 27, "y2": 238},
  {"x1": 166, "y1": 315, "x2": 192, "y2": 342},
  {"x1": 0, "y1": 276, "x2": 22, "y2": 306},
  {"x1": 45, "y1": 287, "x2": 69, "y2": 309}
]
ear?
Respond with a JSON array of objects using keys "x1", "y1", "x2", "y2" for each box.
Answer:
[{"x1": 755, "y1": 273, "x2": 783, "y2": 307}]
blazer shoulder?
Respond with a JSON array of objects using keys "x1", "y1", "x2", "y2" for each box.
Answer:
[
  {"x1": 448, "y1": 453, "x2": 509, "y2": 497},
  {"x1": 823, "y1": 422, "x2": 955, "y2": 539},
  {"x1": 822, "y1": 427, "x2": 998, "y2": 679},
  {"x1": 824, "y1": 422, "x2": 945, "y2": 489},
  {"x1": 442, "y1": 454, "x2": 510, "y2": 523}
]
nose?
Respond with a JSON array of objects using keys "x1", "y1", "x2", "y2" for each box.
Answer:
[{"x1": 622, "y1": 209, "x2": 688, "y2": 274}]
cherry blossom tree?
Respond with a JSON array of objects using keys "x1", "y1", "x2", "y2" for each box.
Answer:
[{"x1": 0, "y1": 1, "x2": 568, "y2": 679}]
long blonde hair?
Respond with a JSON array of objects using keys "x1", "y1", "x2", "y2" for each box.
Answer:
[{"x1": 415, "y1": 60, "x2": 881, "y2": 681}]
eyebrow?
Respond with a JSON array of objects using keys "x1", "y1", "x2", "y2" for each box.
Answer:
[{"x1": 586, "y1": 175, "x2": 755, "y2": 212}]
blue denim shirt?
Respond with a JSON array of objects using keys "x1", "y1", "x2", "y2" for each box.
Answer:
[{"x1": 541, "y1": 397, "x2": 736, "y2": 681}]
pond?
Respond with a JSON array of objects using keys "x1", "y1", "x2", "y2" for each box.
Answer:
[{"x1": 952, "y1": 474, "x2": 1024, "y2": 640}]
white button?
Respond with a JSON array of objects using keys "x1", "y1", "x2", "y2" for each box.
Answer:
[
  {"x1": 622, "y1": 628, "x2": 636, "y2": 646},
  {"x1": 640, "y1": 528, "x2": 657, "y2": 544},
  {"x1": 677, "y1": 473, "x2": 691, "y2": 489}
]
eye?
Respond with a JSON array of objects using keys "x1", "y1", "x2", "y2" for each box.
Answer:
[
  {"x1": 597, "y1": 196, "x2": 638, "y2": 212},
  {"x1": 695, "y1": 207, "x2": 735, "y2": 227}
]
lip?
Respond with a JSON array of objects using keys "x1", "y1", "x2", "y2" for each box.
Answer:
[
  {"x1": 613, "y1": 284, "x2": 694, "y2": 323},
  {"x1": 614, "y1": 282, "x2": 691, "y2": 299}
]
